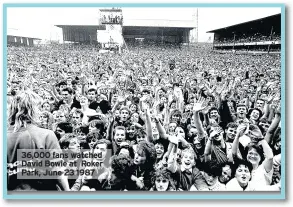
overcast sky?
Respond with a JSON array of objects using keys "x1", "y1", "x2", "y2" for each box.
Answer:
[{"x1": 7, "y1": 7, "x2": 281, "y2": 42}]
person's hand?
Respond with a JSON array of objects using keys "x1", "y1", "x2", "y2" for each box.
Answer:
[
  {"x1": 236, "y1": 123, "x2": 248, "y2": 137},
  {"x1": 209, "y1": 127, "x2": 223, "y2": 140},
  {"x1": 193, "y1": 96, "x2": 208, "y2": 112},
  {"x1": 136, "y1": 177, "x2": 144, "y2": 189}
]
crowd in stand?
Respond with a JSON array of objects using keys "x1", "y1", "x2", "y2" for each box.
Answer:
[
  {"x1": 7, "y1": 42, "x2": 282, "y2": 191},
  {"x1": 215, "y1": 33, "x2": 281, "y2": 44}
]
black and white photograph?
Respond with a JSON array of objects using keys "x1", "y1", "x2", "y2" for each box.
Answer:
[{"x1": 5, "y1": 5, "x2": 283, "y2": 194}]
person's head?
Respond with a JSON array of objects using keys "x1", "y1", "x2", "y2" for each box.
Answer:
[
  {"x1": 258, "y1": 118, "x2": 271, "y2": 135},
  {"x1": 8, "y1": 90, "x2": 41, "y2": 132},
  {"x1": 71, "y1": 79, "x2": 79, "y2": 91},
  {"x1": 113, "y1": 126, "x2": 127, "y2": 146},
  {"x1": 41, "y1": 101, "x2": 51, "y2": 112},
  {"x1": 181, "y1": 148, "x2": 197, "y2": 170},
  {"x1": 55, "y1": 122, "x2": 73, "y2": 140},
  {"x1": 236, "y1": 104, "x2": 248, "y2": 119},
  {"x1": 39, "y1": 111, "x2": 53, "y2": 125},
  {"x1": 218, "y1": 162, "x2": 234, "y2": 184},
  {"x1": 202, "y1": 160, "x2": 222, "y2": 186},
  {"x1": 134, "y1": 141, "x2": 156, "y2": 169},
  {"x1": 175, "y1": 126, "x2": 185, "y2": 139},
  {"x1": 246, "y1": 143, "x2": 265, "y2": 166},
  {"x1": 110, "y1": 154, "x2": 134, "y2": 180},
  {"x1": 88, "y1": 119, "x2": 105, "y2": 135},
  {"x1": 86, "y1": 131, "x2": 102, "y2": 149},
  {"x1": 61, "y1": 87, "x2": 73, "y2": 102},
  {"x1": 58, "y1": 81, "x2": 67, "y2": 91},
  {"x1": 55, "y1": 110, "x2": 67, "y2": 123},
  {"x1": 71, "y1": 109, "x2": 84, "y2": 124},
  {"x1": 168, "y1": 122, "x2": 177, "y2": 134},
  {"x1": 59, "y1": 133, "x2": 80, "y2": 153},
  {"x1": 152, "y1": 169, "x2": 175, "y2": 191},
  {"x1": 248, "y1": 108, "x2": 263, "y2": 122},
  {"x1": 87, "y1": 88, "x2": 97, "y2": 101},
  {"x1": 209, "y1": 107, "x2": 220, "y2": 120},
  {"x1": 225, "y1": 122, "x2": 238, "y2": 142},
  {"x1": 93, "y1": 139, "x2": 111, "y2": 162},
  {"x1": 210, "y1": 126, "x2": 224, "y2": 142},
  {"x1": 126, "y1": 124, "x2": 137, "y2": 140},
  {"x1": 131, "y1": 112, "x2": 140, "y2": 123},
  {"x1": 234, "y1": 159, "x2": 253, "y2": 188},
  {"x1": 170, "y1": 110, "x2": 182, "y2": 123},
  {"x1": 160, "y1": 95, "x2": 167, "y2": 104},
  {"x1": 129, "y1": 103, "x2": 138, "y2": 113},
  {"x1": 255, "y1": 99, "x2": 265, "y2": 110},
  {"x1": 135, "y1": 128, "x2": 146, "y2": 143},
  {"x1": 247, "y1": 124, "x2": 264, "y2": 144},
  {"x1": 154, "y1": 142, "x2": 165, "y2": 159},
  {"x1": 79, "y1": 95, "x2": 89, "y2": 107},
  {"x1": 119, "y1": 106, "x2": 130, "y2": 122}
]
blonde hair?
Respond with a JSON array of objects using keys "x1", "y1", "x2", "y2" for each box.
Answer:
[{"x1": 8, "y1": 90, "x2": 41, "y2": 132}]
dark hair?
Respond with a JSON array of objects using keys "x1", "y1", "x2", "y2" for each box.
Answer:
[
  {"x1": 226, "y1": 122, "x2": 238, "y2": 130},
  {"x1": 73, "y1": 109, "x2": 84, "y2": 119},
  {"x1": 151, "y1": 168, "x2": 176, "y2": 191},
  {"x1": 58, "y1": 81, "x2": 67, "y2": 87},
  {"x1": 73, "y1": 125, "x2": 89, "y2": 135},
  {"x1": 88, "y1": 120, "x2": 106, "y2": 134},
  {"x1": 203, "y1": 160, "x2": 222, "y2": 177},
  {"x1": 71, "y1": 80, "x2": 78, "y2": 85},
  {"x1": 245, "y1": 143, "x2": 265, "y2": 165},
  {"x1": 62, "y1": 87, "x2": 73, "y2": 95},
  {"x1": 88, "y1": 88, "x2": 97, "y2": 94},
  {"x1": 86, "y1": 131, "x2": 103, "y2": 143},
  {"x1": 56, "y1": 122, "x2": 73, "y2": 133},
  {"x1": 59, "y1": 133, "x2": 78, "y2": 149},
  {"x1": 208, "y1": 107, "x2": 219, "y2": 115},
  {"x1": 93, "y1": 139, "x2": 111, "y2": 149},
  {"x1": 136, "y1": 141, "x2": 156, "y2": 169},
  {"x1": 233, "y1": 159, "x2": 253, "y2": 176},
  {"x1": 247, "y1": 108, "x2": 263, "y2": 122},
  {"x1": 111, "y1": 154, "x2": 135, "y2": 179}
]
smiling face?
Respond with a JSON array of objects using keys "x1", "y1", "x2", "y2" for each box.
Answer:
[
  {"x1": 209, "y1": 110, "x2": 219, "y2": 120},
  {"x1": 247, "y1": 148, "x2": 261, "y2": 165},
  {"x1": 155, "y1": 143, "x2": 164, "y2": 159},
  {"x1": 181, "y1": 151, "x2": 195, "y2": 170},
  {"x1": 237, "y1": 106, "x2": 247, "y2": 119},
  {"x1": 250, "y1": 109, "x2": 260, "y2": 121},
  {"x1": 235, "y1": 164, "x2": 251, "y2": 187},
  {"x1": 225, "y1": 127, "x2": 237, "y2": 141},
  {"x1": 114, "y1": 129, "x2": 126, "y2": 146},
  {"x1": 256, "y1": 99, "x2": 265, "y2": 110},
  {"x1": 79, "y1": 96, "x2": 89, "y2": 106}
]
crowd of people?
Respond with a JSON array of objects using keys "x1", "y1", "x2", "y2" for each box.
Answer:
[
  {"x1": 215, "y1": 33, "x2": 281, "y2": 44},
  {"x1": 7, "y1": 42, "x2": 282, "y2": 191}
]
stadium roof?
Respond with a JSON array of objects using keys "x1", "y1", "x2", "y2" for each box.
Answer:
[
  {"x1": 55, "y1": 19, "x2": 195, "y2": 29},
  {"x1": 207, "y1": 13, "x2": 281, "y2": 33},
  {"x1": 123, "y1": 19, "x2": 195, "y2": 28},
  {"x1": 55, "y1": 25, "x2": 106, "y2": 30},
  {"x1": 7, "y1": 28, "x2": 41, "y2": 40}
]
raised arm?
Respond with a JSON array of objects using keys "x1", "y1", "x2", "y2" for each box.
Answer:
[
  {"x1": 145, "y1": 108, "x2": 153, "y2": 143},
  {"x1": 193, "y1": 96, "x2": 208, "y2": 138},
  {"x1": 259, "y1": 139, "x2": 274, "y2": 173},
  {"x1": 232, "y1": 124, "x2": 247, "y2": 158},
  {"x1": 265, "y1": 106, "x2": 281, "y2": 145}
]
